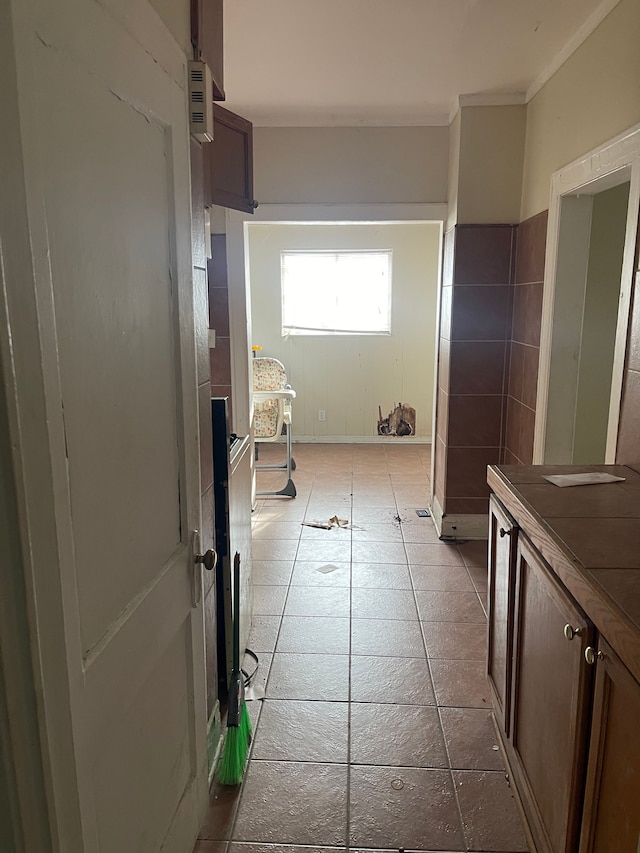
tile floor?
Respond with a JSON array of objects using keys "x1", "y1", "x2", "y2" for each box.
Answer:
[{"x1": 195, "y1": 444, "x2": 529, "y2": 853}]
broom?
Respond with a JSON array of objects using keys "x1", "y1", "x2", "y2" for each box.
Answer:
[{"x1": 218, "y1": 552, "x2": 252, "y2": 785}]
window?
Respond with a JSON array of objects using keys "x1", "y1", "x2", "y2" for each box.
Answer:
[{"x1": 281, "y1": 250, "x2": 392, "y2": 335}]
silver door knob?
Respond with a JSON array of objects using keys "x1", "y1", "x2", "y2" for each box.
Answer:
[
  {"x1": 194, "y1": 549, "x2": 217, "y2": 571},
  {"x1": 584, "y1": 646, "x2": 603, "y2": 665},
  {"x1": 564, "y1": 624, "x2": 582, "y2": 641}
]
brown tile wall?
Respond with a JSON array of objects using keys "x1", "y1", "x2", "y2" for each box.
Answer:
[
  {"x1": 434, "y1": 208, "x2": 640, "y2": 518},
  {"x1": 504, "y1": 210, "x2": 547, "y2": 465},
  {"x1": 616, "y1": 258, "x2": 640, "y2": 466},
  {"x1": 434, "y1": 225, "x2": 516, "y2": 518},
  {"x1": 208, "y1": 233, "x2": 233, "y2": 421}
]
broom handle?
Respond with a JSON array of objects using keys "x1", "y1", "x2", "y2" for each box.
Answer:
[{"x1": 233, "y1": 552, "x2": 240, "y2": 673}]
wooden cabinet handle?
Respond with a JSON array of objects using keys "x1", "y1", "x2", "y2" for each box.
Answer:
[
  {"x1": 499, "y1": 527, "x2": 511, "y2": 538},
  {"x1": 564, "y1": 624, "x2": 582, "y2": 641}
]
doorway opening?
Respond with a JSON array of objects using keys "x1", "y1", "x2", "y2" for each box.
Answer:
[
  {"x1": 535, "y1": 125, "x2": 640, "y2": 464},
  {"x1": 244, "y1": 219, "x2": 442, "y2": 447}
]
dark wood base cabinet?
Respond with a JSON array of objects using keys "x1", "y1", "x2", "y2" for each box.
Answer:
[
  {"x1": 487, "y1": 466, "x2": 640, "y2": 853},
  {"x1": 579, "y1": 638, "x2": 640, "y2": 853}
]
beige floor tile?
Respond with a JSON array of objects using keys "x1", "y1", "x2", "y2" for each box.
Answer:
[
  {"x1": 350, "y1": 703, "x2": 448, "y2": 768},
  {"x1": 289, "y1": 561, "x2": 351, "y2": 587},
  {"x1": 295, "y1": 540, "x2": 352, "y2": 563},
  {"x1": 350, "y1": 656, "x2": 436, "y2": 705},
  {"x1": 349, "y1": 765, "x2": 464, "y2": 850},
  {"x1": 252, "y1": 539, "x2": 299, "y2": 562},
  {"x1": 350, "y1": 563, "x2": 412, "y2": 590},
  {"x1": 440, "y1": 707, "x2": 504, "y2": 771},
  {"x1": 267, "y1": 652, "x2": 349, "y2": 701},
  {"x1": 253, "y1": 585, "x2": 288, "y2": 616},
  {"x1": 247, "y1": 616, "x2": 281, "y2": 654},
  {"x1": 410, "y1": 564, "x2": 475, "y2": 591},
  {"x1": 284, "y1": 586, "x2": 350, "y2": 618},
  {"x1": 234, "y1": 762, "x2": 347, "y2": 846},
  {"x1": 351, "y1": 541, "x2": 407, "y2": 564},
  {"x1": 422, "y1": 621, "x2": 487, "y2": 659},
  {"x1": 251, "y1": 561, "x2": 295, "y2": 586},
  {"x1": 405, "y1": 542, "x2": 465, "y2": 566},
  {"x1": 351, "y1": 587, "x2": 417, "y2": 621},
  {"x1": 351, "y1": 619, "x2": 425, "y2": 658},
  {"x1": 430, "y1": 659, "x2": 491, "y2": 709},
  {"x1": 276, "y1": 615, "x2": 350, "y2": 655},
  {"x1": 453, "y1": 770, "x2": 530, "y2": 851},
  {"x1": 415, "y1": 590, "x2": 486, "y2": 623},
  {"x1": 252, "y1": 699, "x2": 348, "y2": 762},
  {"x1": 351, "y1": 523, "x2": 404, "y2": 542},
  {"x1": 215, "y1": 443, "x2": 529, "y2": 853},
  {"x1": 251, "y1": 521, "x2": 302, "y2": 540}
]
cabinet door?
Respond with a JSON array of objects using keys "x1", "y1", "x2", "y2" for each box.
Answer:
[
  {"x1": 510, "y1": 537, "x2": 594, "y2": 853},
  {"x1": 205, "y1": 105, "x2": 256, "y2": 214},
  {"x1": 579, "y1": 638, "x2": 640, "y2": 853},
  {"x1": 487, "y1": 495, "x2": 518, "y2": 735}
]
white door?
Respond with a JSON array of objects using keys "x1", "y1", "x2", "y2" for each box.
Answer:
[{"x1": 0, "y1": 1, "x2": 207, "y2": 851}]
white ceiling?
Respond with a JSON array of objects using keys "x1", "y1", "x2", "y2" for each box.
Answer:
[{"x1": 223, "y1": 0, "x2": 616, "y2": 126}]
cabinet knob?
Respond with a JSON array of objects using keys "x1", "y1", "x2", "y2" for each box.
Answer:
[
  {"x1": 564, "y1": 624, "x2": 582, "y2": 641},
  {"x1": 584, "y1": 646, "x2": 604, "y2": 665},
  {"x1": 499, "y1": 527, "x2": 511, "y2": 538}
]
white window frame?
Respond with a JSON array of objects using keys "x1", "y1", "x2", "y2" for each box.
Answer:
[{"x1": 280, "y1": 248, "x2": 393, "y2": 336}]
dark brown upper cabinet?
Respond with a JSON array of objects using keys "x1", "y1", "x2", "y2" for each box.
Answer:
[
  {"x1": 205, "y1": 105, "x2": 257, "y2": 215},
  {"x1": 191, "y1": 0, "x2": 225, "y2": 100}
]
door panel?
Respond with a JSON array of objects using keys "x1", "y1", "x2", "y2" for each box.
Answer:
[
  {"x1": 40, "y1": 47, "x2": 182, "y2": 652},
  {"x1": 511, "y1": 538, "x2": 593, "y2": 853},
  {"x1": 91, "y1": 625, "x2": 191, "y2": 851},
  {"x1": 3, "y1": 1, "x2": 207, "y2": 850},
  {"x1": 579, "y1": 638, "x2": 640, "y2": 853},
  {"x1": 207, "y1": 105, "x2": 256, "y2": 213}
]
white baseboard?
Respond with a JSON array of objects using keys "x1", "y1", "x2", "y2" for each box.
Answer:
[
  {"x1": 430, "y1": 493, "x2": 444, "y2": 536},
  {"x1": 291, "y1": 435, "x2": 432, "y2": 445},
  {"x1": 429, "y1": 494, "x2": 488, "y2": 540}
]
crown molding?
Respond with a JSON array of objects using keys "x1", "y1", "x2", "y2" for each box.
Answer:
[{"x1": 526, "y1": 0, "x2": 622, "y2": 102}]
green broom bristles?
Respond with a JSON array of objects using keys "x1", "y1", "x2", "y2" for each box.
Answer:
[
  {"x1": 218, "y1": 553, "x2": 252, "y2": 786},
  {"x1": 218, "y1": 700, "x2": 252, "y2": 786},
  {"x1": 240, "y1": 701, "x2": 252, "y2": 741}
]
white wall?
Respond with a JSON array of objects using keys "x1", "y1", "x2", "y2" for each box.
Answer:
[
  {"x1": 573, "y1": 181, "x2": 630, "y2": 463},
  {"x1": 148, "y1": 0, "x2": 191, "y2": 56},
  {"x1": 521, "y1": 0, "x2": 640, "y2": 220},
  {"x1": 457, "y1": 105, "x2": 526, "y2": 224},
  {"x1": 253, "y1": 126, "x2": 449, "y2": 205},
  {"x1": 247, "y1": 221, "x2": 441, "y2": 440}
]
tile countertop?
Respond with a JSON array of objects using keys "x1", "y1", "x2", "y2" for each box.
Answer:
[{"x1": 487, "y1": 464, "x2": 640, "y2": 685}]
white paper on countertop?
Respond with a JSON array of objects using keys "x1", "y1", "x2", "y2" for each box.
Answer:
[{"x1": 543, "y1": 472, "x2": 626, "y2": 487}]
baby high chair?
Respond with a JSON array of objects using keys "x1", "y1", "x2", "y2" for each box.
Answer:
[{"x1": 252, "y1": 356, "x2": 296, "y2": 498}]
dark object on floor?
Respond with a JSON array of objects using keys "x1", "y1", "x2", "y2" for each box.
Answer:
[
  {"x1": 415, "y1": 509, "x2": 431, "y2": 517},
  {"x1": 218, "y1": 553, "x2": 252, "y2": 785}
]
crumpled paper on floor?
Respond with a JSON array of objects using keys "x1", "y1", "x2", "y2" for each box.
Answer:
[{"x1": 301, "y1": 515, "x2": 351, "y2": 530}]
